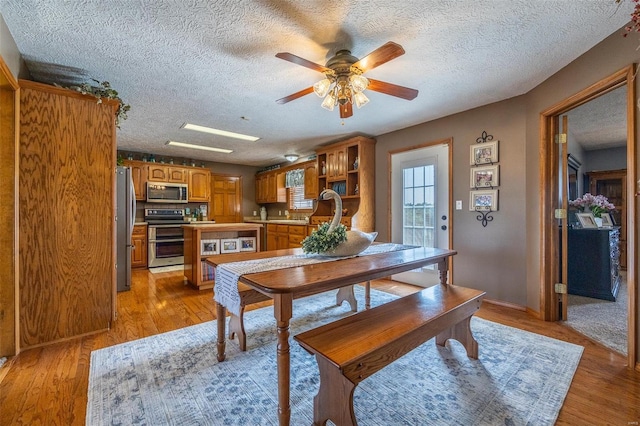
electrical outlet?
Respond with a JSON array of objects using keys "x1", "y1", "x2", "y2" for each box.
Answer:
[
  {"x1": 456, "y1": 200, "x2": 463, "y2": 210},
  {"x1": 279, "y1": 210, "x2": 282, "y2": 216}
]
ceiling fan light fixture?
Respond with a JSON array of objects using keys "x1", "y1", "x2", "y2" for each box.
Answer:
[
  {"x1": 354, "y1": 91, "x2": 370, "y2": 109},
  {"x1": 350, "y1": 74, "x2": 369, "y2": 93},
  {"x1": 321, "y1": 92, "x2": 336, "y2": 111},
  {"x1": 313, "y1": 78, "x2": 332, "y2": 97},
  {"x1": 284, "y1": 154, "x2": 299, "y2": 162}
]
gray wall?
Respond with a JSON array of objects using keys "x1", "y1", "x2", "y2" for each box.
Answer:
[
  {"x1": 584, "y1": 146, "x2": 627, "y2": 172},
  {"x1": 0, "y1": 13, "x2": 28, "y2": 79},
  {"x1": 376, "y1": 97, "x2": 528, "y2": 305}
]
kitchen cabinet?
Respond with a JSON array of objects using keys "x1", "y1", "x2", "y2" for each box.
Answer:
[
  {"x1": 183, "y1": 223, "x2": 262, "y2": 290},
  {"x1": 288, "y1": 225, "x2": 307, "y2": 248},
  {"x1": 122, "y1": 160, "x2": 147, "y2": 201},
  {"x1": 148, "y1": 164, "x2": 188, "y2": 183},
  {"x1": 255, "y1": 170, "x2": 286, "y2": 204},
  {"x1": 19, "y1": 80, "x2": 117, "y2": 348},
  {"x1": 303, "y1": 161, "x2": 318, "y2": 199},
  {"x1": 131, "y1": 224, "x2": 148, "y2": 268},
  {"x1": 587, "y1": 169, "x2": 627, "y2": 270},
  {"x1": 267, "y1": 223, "x2": 290, "y2": 250},
  {"x1": 314, "y1": 136, "x2": 376, "y2": 232},
  {"x1": 188, "y1": 168, "x2": 210, "y2": 202}
]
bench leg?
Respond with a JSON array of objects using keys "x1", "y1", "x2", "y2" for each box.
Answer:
[
  {"x1": 228, "y1": 308, "x2": 247, "y2": 352},
  {"x1": 435, "y1": 316, "x2": 478, "y2": 359},
  {"x1": 313, "y1": 356, "x2": 359, "y2": 426},
  {"x1": 335, "y1": 285, "x2": 357, "y2": 312}
]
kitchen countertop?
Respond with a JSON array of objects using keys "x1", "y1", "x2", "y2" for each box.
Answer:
[
  {"x1": 182, "y1": 222, "x2": 263, "y2": 229},
  {"x1": 244, "y1": 219, "x2": 309, "y2": 225}
]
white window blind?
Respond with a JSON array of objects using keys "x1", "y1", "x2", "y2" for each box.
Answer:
[{"x1": 288, "y1": 186, "x2": 313, "y2": 211}]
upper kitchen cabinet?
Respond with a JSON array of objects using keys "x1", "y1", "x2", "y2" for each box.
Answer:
[
  {"x1": 303, "y1": 161, "x2": 318, "y2": 199},
  {"x1": 313, "y1": 136, "x2": 375, "y2": 232},
  {"x1": 122, "y1": 159, "x2": 147, "y2": 201},
  {"x1": 19, "y1": 80, "x2": 117, "y2": 348},
  {"x1": 148, "y1": 164, "x2": 188, "y2": 183},
  {"x1": 188, "y1": 168, "x2": 211, "y2": 202},
  {"x1": 255, "y1": 169, "x2": 286, "y2": 204}
]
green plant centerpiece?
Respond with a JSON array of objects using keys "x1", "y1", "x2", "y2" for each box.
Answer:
[
  {"x1": 56, "y1": 79, "x2": 130, "y2": 128},
  {"x1": 302, "y1": 189, "x2": 377, "y2": 257}
]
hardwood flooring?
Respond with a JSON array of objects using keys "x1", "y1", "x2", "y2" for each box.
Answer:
[{"x1": 1, "y1": 270, "x2": 639, "y2": 425}]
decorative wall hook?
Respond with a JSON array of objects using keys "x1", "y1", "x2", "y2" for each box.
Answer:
[
  {"x1": 475, "y1": 208, "x2": 494, "y2": 227},
  {"x1": 476, "y1": 130, "x2": 494, "y2": 144}
]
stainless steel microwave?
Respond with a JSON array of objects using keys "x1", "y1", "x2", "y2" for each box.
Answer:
[{"x1": 146, "y1": 181, "x2": 188, "y2": 203}]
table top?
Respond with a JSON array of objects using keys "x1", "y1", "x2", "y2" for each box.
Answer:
[{"x1": 206, "y1": 246, "x2": 457, "y2": 296}]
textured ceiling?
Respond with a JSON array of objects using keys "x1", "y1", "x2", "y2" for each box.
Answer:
[{"x1": 0, "y1": 0, "x2": 633, "y2": 166}]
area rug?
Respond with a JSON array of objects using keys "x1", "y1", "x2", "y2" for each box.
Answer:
[
  {"x1": 87, "y1": 287, "x2": 583, "y2": 425},
  {"x1": 567, "y1": 275, "x2": 627, "y2": 355},
  {"x1": 148, "y1": 265, "x2": 184, "y2": 274}
]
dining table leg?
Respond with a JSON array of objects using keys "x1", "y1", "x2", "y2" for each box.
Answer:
[
  {"x1": 273, "y1": 293, "x2": 294, "y2": 426},
  {"x1": 216, "y1": 302, "x2": 227, "y2": 362},
  {"x1": 438, "y1": 259, "x2": 450, "y2": 285}
]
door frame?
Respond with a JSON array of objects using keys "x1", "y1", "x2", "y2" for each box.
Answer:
[
  {"x1": 539, "y1": 65, "x2": 636, "y2": 368},
  {"x1": 387, "y1": 137, "x2": 454, "y2": 281}
]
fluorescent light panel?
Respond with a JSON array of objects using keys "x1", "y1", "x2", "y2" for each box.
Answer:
[
  {"x1": 181, "y1": 123, "x2": 260, "y2": 141},
  {"x1": 166, "y1": 141, "x2": 233, "y2": 154}
]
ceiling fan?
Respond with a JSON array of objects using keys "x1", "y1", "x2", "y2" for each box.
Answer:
[{"x1": 275, "y1": 41, "x2": 419, "y2": 119}]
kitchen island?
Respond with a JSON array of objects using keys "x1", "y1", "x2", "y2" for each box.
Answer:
[{"x1": 183, "y1": 223, "x2": 263, "y2": 290}]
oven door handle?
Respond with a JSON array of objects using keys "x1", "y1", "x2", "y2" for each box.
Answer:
[{"x1": 148, "y1": 238, "x2": 185, "y2": 243}]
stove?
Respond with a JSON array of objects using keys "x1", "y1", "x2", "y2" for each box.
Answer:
[{"x1": 145, "y1": 209, "x2": 187, "y2": 268}]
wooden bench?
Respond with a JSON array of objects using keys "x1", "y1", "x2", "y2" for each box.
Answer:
[
  {"x1": 228, "y1": 282, "x2": 369, "y2": 351},
  {"x1": 294, "y1": 284, "x2": 485, "y2": 426}
]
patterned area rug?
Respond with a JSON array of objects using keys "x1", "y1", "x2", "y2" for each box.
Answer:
[
  {"x1": 87, "y1": 287, "x2": 583, "y2": 425},
  {"x1": 148, "y1": 265, "x2": 184, "y2": 274},
  {"x1": 567, "y1": 275, "x2": 627, "y2": 355}
]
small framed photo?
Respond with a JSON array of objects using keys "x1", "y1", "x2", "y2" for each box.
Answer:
[
  {"x1": 600, "y1": 213, "x2": 614, "y2": 227},
  {"x1": 576, "y1": 212, "x2": 598, "y2": 229},
  {"x1": 201, "y1": 239, "x2": 220, "y2": 255},
  {"x1": 470, "y1": 140, "x2": 499, "y2": 165},
  {"x1": 469, "y1": 189, "x2": 498, "y2": 211},
  {"x1": 221, "y1": 238, "x2": 240, "y2": 253},
  {"x1": 239, "y1": 237, "x2": 257, "y2": 252},
  {"x1": 470, "y1": 165, "x2": 499, "y2": 188}
]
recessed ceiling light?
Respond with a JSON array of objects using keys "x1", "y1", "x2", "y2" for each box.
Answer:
[
  {"x1": 166, "y1": 141, "x2": 233, "y2": 153},
  {"x1": 181, "y1": 123, "x2": 260, "y2": 141}
]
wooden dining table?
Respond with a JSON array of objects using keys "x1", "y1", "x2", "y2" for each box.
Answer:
[{"x1": 206, "y1": 245, "x2": 457, "y2": 426}]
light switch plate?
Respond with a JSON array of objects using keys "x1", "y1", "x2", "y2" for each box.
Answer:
[{"x1": 456, "y1": 200, "x2": 463, "y2": 210}]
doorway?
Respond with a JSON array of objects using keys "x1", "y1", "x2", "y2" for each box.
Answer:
[
  {"x1": 539, "y1": 65, "x2": 636, "y2": 366},
  {"x1": 388, "y1": 139, "x2": 452, "y2": 287}
]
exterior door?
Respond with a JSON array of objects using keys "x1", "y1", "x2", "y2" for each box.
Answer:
[{"x1": 390, "y1": 143, "x2": 451, "y2": 287}]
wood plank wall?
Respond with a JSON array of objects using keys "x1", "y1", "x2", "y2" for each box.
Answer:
[{"x1": 18, "y1": 80, "x2": 116, "y2": 348}]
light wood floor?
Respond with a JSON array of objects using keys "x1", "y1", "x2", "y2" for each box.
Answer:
[{"x1": 1, "y1": 269, "x2": 639, "y2": 425}]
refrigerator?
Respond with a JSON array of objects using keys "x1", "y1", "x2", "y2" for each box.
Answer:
[{"x1": 116, "y1": 166, "x2": 136, "y2": 292}]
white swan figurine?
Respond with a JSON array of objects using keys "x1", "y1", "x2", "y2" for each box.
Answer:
[{"x1": 317, "y1": 189, "x2": 378, "y2": 256}]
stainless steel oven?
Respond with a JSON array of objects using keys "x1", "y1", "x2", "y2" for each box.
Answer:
[{"x1": 145, "y1": 209, "x2": 187, "y2": 268}]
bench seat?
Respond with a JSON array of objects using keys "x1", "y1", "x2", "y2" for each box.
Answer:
[{"x1": 294, "y1": 284, "x2": 485, "y2": 426}]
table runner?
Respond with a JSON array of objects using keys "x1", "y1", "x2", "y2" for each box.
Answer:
[{"x1": 214, "y1": 243, "x2": 416, "y2": 316}]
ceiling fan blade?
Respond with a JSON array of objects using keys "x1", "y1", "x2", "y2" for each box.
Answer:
[
  {"x1": 352, "y1": 42, "x2": 405, "y2": 73},
  {"x1": 367, "y1": 78, "x2": 418, "y2": 100},
  {"x1": 276, "y1": 52, "x2": 332, "y2": 74},
  {"x1": 276, "y1": 86, "x2": 314, "y2": 104},
  {"x1": 340, "y1": 102, "x2": 353, "y2": 118}
]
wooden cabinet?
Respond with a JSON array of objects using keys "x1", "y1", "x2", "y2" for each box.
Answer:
[
  {"x1": 19, "y1": 80, "x2": 116, "y2": 348},
  {"x1": 567, "y1": 228, "x2": 620, "y2": 301},
  {"x1": 255, "y1": 170, "x2": 286, "y2": 204},
  {"x1": 288, "y1": 225, "x2": 307, "y2": 248},
  {"x1": 131, "y1": 224, "x2": 148, "y2": 268},
  {"x1": 147, "y1": 165, "x2": 188, "y2": 183},
  {"x1": 123, "y1": 160, "x2": 147, "y2": 201},
  {"x1": 588, "y1": 169, "x2": 627, "y2": 269},
  {"x1": 183, "y1": 223, "x2": 262, "y2": 290},
  {"x1": 314, "y1": 136, "x2": 376, "y2": 232},
  {"x1": 266, "y1": 224, "x2": 290, "y2": 250},
  {"x1": 303, "y1": 161, "x2": 318, "y2": 199},
  {"x1": 188, "y1": 168, "x2": 210, "y2": 202}
]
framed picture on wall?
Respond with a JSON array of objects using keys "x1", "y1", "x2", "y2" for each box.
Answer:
[
  {"x1": 470, "y1": 165, "x2": 499, "y2": 188},
  {"x1": 221, "y1": 238, "x2": 240, "y2": 253},
  {"x1": 469, "y1": 189, "x2": 498, "y2": 211},
  {"x1": 469, "y1": 140, "x2": 499, "y2": 165},
  {"x1": 201, "y1": 239, "x2": 220, "y2": 255}
]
